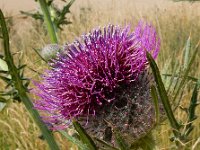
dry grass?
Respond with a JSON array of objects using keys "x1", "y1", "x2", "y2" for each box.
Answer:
[{"x1": 0, "y1": 0, "x2": 200, "y2": 149}]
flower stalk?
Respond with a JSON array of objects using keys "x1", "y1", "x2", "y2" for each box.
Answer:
[
  {"x1": 38, "y1": 0, "x2": 58, "y2": 43},
  {"x1": 0, "y1": 9, "x2": 60, "y2": 150}
]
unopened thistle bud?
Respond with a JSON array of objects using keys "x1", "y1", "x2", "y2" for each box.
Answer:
[{"x1": 40, "y1": 44, "x2": 62, "y2": 61}]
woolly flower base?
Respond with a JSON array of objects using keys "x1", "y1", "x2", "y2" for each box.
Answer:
[
  {"x1": 34, "y1": 22, "x2": 160, "y2": 142},
  {"x1": 81, "y1": 70, "x2": 165, "y2": 145}
]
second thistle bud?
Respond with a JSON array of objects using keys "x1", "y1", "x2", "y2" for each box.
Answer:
[{"x1": 40, "y1": 44, "x2": 62, "y2": 61}]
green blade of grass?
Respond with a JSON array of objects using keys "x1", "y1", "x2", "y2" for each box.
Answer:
[
  {"x1": 138, "y1": 133, "x2": 156, "y2": 150},
  {"x1": 163, "y1": 73, "x2": 198, "y2": 82},
  {"x1": 183, "y1": 36, "x2": 191, "y2": 70},
  {"x1": 166, "y1": 61, "x2": 179, "y2": 94},
  {"x1": 171, "y1": 68, "x2": 182, "y2": 98},
  {"x1": 32, "y1": 48, "x2": 48, "y2": 63},
  {"x1": 72, "y1": 120, "x2": 97, "y2": 150},
  {"x1": 146, "y1": 52, "x2": 180, "y2": 136},
  {"x1": 185, "y1": 79, "x2": 200, "y2": 137},
  {"x1": 94, "y1": 137, "x2": 119, "y2": 150},
  {"x1": 173, "y1": 41, "x2": 200, "y2": 102},
  {"x1": 59, "y1": 130, "x2": 89, "y2": 150},
  {"x1": 151, "y1": 85, "x2": 160, "y2": 124},
  {"x1": 113, "y1": 128, "x2": 129, "y2": 150},
  {"x1": 0, "y1": 9, "x2": 60, "y2": 150},
  {"x1": 130, "y1": 132, "x2": 156, "y2": 150}
]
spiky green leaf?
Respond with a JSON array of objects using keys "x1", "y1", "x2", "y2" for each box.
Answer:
[{"x1": 20, "y1": 11, "x2": 44, "y2": 21}]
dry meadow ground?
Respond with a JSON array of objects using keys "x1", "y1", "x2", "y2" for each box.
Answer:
[{"x1": 0, "y1": 0, "x2": 200, "y2": 149}]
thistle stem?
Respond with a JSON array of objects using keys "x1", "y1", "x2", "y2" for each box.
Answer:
[
  {"x1": 0, "y1": 9, "x2": 60, "y2": 150},
  {"x1": 38, "y1": 0, "x2": 58, "y2": 43}
]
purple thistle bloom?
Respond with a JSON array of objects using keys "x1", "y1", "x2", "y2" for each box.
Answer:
[{"x1": 34, "y1": 22, "x2": 160, "y2": 131}]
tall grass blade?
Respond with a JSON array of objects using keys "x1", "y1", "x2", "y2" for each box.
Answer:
[
  {"x1": 185, "y1": 79, "x2": 200, "y2": 137},
  {"x1": 146, "y1": 52, "x2": 180, "y2": 136},
  {"x1": 94, "y1": 137, "x2": 119, "y2": 150},
  {"x1": 138, "y1": 134, "x2": 156, "y2": 150},
  {"x1": 173, "y1": 41, "x2": 200, "y2": 102},
  {"x1": 72, "y1": 120, "x2": 97, "y2": 150},
  {"x1": 59, "y1": 130, "x2": 89, "y2": 150},
  {"x1": 113, "y1": 128, "x2": 129, "y2": 150},
  {"x1": 183, "y1": 36, "x2": 191, "y2": 70},
  {"x1": 32, "y1": 48, "x2": 48, "y2": 63},
  {"x1": 151, "y1": 85, "x2": 160, "y2": 124},
  {"x1": 171, "y1": 67, "x2": 181, "y2": 97},
  {"x1": 166, "y1": 61, "x2": 179, "y2": 94},
  {"x1": 163, "y1": 74, "x2": 198, "y2": 82},
  {"x1": 130, "y1": 133, "x2": 156, "y2": 150}
]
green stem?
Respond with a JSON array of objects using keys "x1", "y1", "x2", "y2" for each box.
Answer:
[
  {"x1": 38, "y1": 0, "x2": 58, "y2": 43},
  {"x1": 0, "y1": 9, "x2": 60, "y2": 150}
]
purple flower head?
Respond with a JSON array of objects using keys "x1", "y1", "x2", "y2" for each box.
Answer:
[{"x1": 34, "y1": 22, "x2": 160, "y2": 130}]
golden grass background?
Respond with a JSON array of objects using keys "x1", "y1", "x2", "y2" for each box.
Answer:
[{"x1": 0, "y1": 0, "x2": 200, "y2": 149}]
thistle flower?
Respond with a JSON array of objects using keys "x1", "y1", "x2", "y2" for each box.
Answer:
[{"x1": 34, "y1": 22, "x2": 160, "y2": 143}]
